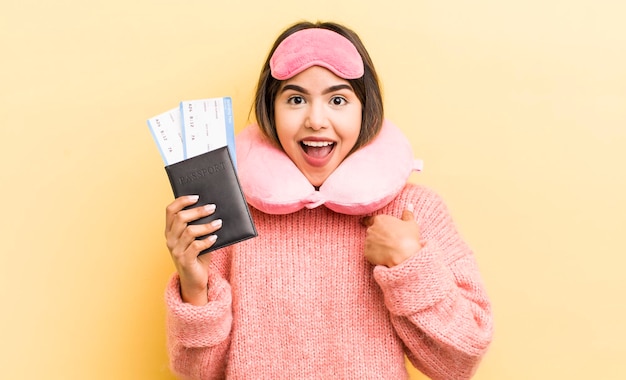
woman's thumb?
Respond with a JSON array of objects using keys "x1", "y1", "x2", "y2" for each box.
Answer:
[{"x1": 401, "y1": 203, "x2": 415, "y2": 222}]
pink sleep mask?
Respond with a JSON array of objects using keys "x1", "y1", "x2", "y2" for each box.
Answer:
[{"x1": 270, "y1": 28, "x2": 364, "y2": 80}]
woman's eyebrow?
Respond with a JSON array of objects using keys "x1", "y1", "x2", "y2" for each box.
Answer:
[
  {"x1": 322, "y1": 84, "x2": 354, "y2": 94},
  {"x1": 280, "y1": 84, "x2": 308, "y2": 94}
]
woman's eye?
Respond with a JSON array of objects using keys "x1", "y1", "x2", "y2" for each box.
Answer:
[
  {"x1": 331, "y1": 96, "x2": 347, "y2": 106},
  {"x1": 288, "y1": 96, "x2": 304, "y2": 105}
]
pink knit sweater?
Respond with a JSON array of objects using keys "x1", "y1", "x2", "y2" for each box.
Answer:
[
  {"x1": 165, "y1": 183, "x2": 493, "y2": 379},
  {"x1": 165, "y1": 121, "x2": 492, "y2": 379}
]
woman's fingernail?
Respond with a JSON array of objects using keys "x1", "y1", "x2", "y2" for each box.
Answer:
[
  {"x1": 211, "y1": 219, "x2": 222, "y2": 228},
  {"x1": 188, "y1": 195, "x2": 200, "y2": 202},
  {"x1": 204, "y1": 204, "x2": 216, "y2": 212},
  {"x1": 208, "y1": 234, "x2": 217, "y2": 242}
]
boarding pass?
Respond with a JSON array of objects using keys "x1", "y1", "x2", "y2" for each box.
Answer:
[{"x1": 147, "y1": 97, "x2": 235, "y2": 166}]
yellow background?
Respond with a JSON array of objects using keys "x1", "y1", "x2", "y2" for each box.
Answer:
[{"x1": 1, "y1": 0, "x2": 625, "y2": 379}]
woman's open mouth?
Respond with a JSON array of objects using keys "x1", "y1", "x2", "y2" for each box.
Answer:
[{"x1": 300, "y1": 140, "x2": 335, "y2": 166}]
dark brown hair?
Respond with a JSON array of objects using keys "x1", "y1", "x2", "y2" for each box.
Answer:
[{"x1": 253, "y1": 21, "x2": 384, "y2": 154}]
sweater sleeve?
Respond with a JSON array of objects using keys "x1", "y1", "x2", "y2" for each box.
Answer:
[
  {"x1": 165, "y1": 253, "x2": 233, "y2": 379},
  {"x1": 373, "y1": 188, "x2": 493, "y2": 380}
]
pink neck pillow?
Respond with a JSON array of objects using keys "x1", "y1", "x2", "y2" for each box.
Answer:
[{"x1": 236, "y1": 120, "x2": 422, "y2": 215}]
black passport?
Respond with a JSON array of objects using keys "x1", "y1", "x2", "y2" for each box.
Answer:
[{"x1": 164, "y1": 146, "x2": 257, "y2": 255}]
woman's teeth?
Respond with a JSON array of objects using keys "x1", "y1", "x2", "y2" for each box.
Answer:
[{"x1": 302, "y1": 141, "x2": 333, "y2": 147}]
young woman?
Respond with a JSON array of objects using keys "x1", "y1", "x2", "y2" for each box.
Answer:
[{"x1": 164, "y1": 21, "x2": 493, "y2": 379}]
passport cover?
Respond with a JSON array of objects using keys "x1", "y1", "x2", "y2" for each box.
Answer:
[{"x1": 165, "y1": 146, "x2": 257, "y2": 255}]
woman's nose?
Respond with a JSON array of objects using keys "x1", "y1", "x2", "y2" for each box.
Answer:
[{"x1": 304, "y1": 103, "x2": 328, "y2": 130}]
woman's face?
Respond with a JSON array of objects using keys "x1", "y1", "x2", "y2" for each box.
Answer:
[{"x1": 273, "y1": 66, "x2": 363, "y2": 188}]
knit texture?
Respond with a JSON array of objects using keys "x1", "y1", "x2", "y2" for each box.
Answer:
[{"x1": 165, "y1": 184, "x2": 493, "y2": 379}]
